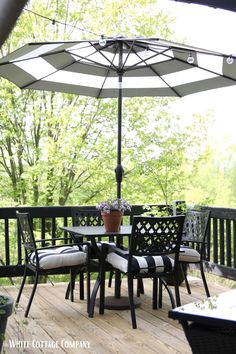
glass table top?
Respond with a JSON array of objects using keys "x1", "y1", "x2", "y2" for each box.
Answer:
[{"x1": 169, "y1": 289, "x2": 236, "y2": 324}]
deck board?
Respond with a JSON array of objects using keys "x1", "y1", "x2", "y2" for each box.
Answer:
[{"x1": 1, "y1": 276, "x2": 231, "y2": 354}]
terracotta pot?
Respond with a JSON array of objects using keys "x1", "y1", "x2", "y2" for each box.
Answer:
[{"x1": 101, "y1": 211, "x2": 123, "y2": 232}]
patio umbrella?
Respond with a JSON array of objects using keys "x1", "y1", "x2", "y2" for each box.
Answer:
[
  {"x1": 0, "y1": 0, "x2": 28, "y2": 48},
  {"x1": 0, "y1": 36, "x2": 236, "y2": 197},
  {"x1": 171, "y1": 0, "x2": 236, "y2": 12}
]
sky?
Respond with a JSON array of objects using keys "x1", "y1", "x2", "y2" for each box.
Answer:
[{"x1": 158, "y1": 1, "x2": 236, "y2": 143}]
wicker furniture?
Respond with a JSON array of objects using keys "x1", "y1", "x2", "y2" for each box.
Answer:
[{"x1": 169, "y1": 289, "x2": 236, "y2": 354}]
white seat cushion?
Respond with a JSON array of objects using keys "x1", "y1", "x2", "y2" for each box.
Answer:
[
  {"x1": 179, "y1": 246, "x2": 200, "y2": 263},
  {"x1": 30, "y1": 245, "x2": 87, "y2": 270},
  {"x1": 82, "y1": 241, "x2": 116, "y2": 256},
  {"x1": 106, "y1": 247, "x2": 174, "y2": 275}
]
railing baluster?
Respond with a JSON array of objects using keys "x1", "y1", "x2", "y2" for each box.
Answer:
[
  {"x1": 63, "y1": 216, "x2": 70, "y2": 243},
  {"x1": 226, "y1": 219, "x2": 231, "y2": 267},
  {"x1": 4, "y1": 219, "x2": 10, "y2": 265},
  {"x1": 219, "y1": 219, "x2": 225, "y2": 265},
  {"x1": 52, "y1": 217, "x2": 56, "y2": 245},
  {"x1": 17, "y1": 218, "x2": 22, "y2": 265},
  {"x1": 41, "y1": 217, "x2": 46, "y2": 247},
  {"x1": 234, "y1": 220, "x2": 236, "y2": 269},
  {"x1": 206, "y1": 218, "x2": 211, "y2": 261},
  {"x1": 213, "y1": 218, "x2": 218, "y2": 264},
  {"x1": 1, "y1": 204, "x2": 236, "y2": 280}
]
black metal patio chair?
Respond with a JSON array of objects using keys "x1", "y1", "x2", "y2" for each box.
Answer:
[
  {"x1": 65, "y1": 208, "x2": 115, "y2": 305},
  {"x1": 16, "y1": 211, "x2": 87, "y2": 317},
  {"x1": 101, "y1": 215, "x2": 185, "y2": 328},
  {"x1": 179, "y1": 209, "x2": 211, "y2": 297}
]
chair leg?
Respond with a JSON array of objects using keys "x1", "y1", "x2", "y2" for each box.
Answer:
[
  {"x1": 16, "y1": 267, "x2": 27, "y2": 305},
  {"x1": 160, "y1": 278, "x2": 176, "y2": 308},
  {"x1": 152, "y1": 277, "x2": 158, "y2": 309},
  {"x1": 108, "y1": 271, "x2": 114, "y2": 288},
  {"x1": 158, "y1": 278, "x2": 163, "y2": 308},
  {"x1": 70, "y1": 269, "x2": 75, "y2": 303},
  {"x1": 127, "y1": 276, "x2": 137, "y2": 329},
  {"x1": 25, "y1": 271, "x2": 39, "y2": 318},
  {"x1": 88, "y1": 275, "x2": 100, "y2": 318},
  {"x1": 182, "y1": 263, "x2": 191, "y2": 294},
  {"x1": 65, "y1": 282, "x2": 70, "y2": 300},
  {"x1": 87, "y1": 271, "x2": 91, "y2": 313},
  {"x1": 79, "y1": 272, "x2": 84, "y2": 300},
  {"x1": 66, "y1": 270, "x2": 85, "y2": 302},
  {"x1": 137, "y1": 278, "x2": 145, "y2": 297},
  {"x1": 200, "y1": 262, "x2": 210, "y2": 297},
  {"x1": 174, "y1": 281, "x2": 181, "y2": 307},
  {"x1": 99, "y1": 267, "x2": 106, "y2": 315}
]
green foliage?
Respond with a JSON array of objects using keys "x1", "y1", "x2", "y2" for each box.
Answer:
[
  {"x1": 0, "y1": 295, "x2": 8, "y2": 306},
  {"x1": 142, "y1": 205, "x2": 171, "y2": 217},
  {"x1": 0, "y1": 0, "x2": 218, "y2": 209}
]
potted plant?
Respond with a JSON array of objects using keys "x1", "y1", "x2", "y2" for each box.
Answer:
[
  {"x1": 96, "y1": 198, "x2": 131, "y2": 232},
  {"x1": 0, "y1": 295, "x2": 13, "y2": 353}
]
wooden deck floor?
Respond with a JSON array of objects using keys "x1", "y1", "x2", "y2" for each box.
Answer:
[{"x1": 1, "y1": 275, "x2": 232, "y2": 354}]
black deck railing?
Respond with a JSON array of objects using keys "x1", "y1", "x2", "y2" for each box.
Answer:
[
  {"x1": 0, "y1": 204, "x2": 153, "y2": 278},
  {"x1": 203, "y1": 206, "x2": 236, "y2": 279},
  {"x1": 0, "y1": 204, "x2": 236, "y2": 280}
]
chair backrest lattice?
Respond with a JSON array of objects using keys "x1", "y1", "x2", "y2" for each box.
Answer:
[
  {"x1": 130, "y1": 216, "x2": 185, "y2": 257},
  {"x1": 16, "y1": 211, "x2": 36, "y2": 252},
  {"x1": 183, "y1": 210, "x2": 211, "y2": 243},
  {"x1": 16, "y1": 211, "x2": 39, "y2": 266},
  {"x1": 71, "y1": 208, "x2": 104, "y2": 227}
]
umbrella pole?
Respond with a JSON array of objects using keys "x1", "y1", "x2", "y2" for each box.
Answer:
[
  {"x1": 115, "y1": 72, "x2": 124, "y2": 199},
  {"x1": 115, "y1": 43, "x2": 124, "y2": 199}
]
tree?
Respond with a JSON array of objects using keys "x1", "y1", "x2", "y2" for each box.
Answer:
[{"x1": 0, "y1": 0, "x2": 210, "y2": 207}]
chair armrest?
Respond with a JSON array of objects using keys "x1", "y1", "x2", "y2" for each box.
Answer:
[
  {"x1": 35, "y1": 237, "x2": 72, "y2": 243},
  {"x1": 36, "y1": 242, "x2": 90, "y2": 252}
]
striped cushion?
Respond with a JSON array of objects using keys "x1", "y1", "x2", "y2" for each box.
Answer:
[
  {"x1": 82, "y1": 241, "x2": 116, "y2": 257},
  {"x1": 106, "y1": 247, "x2": 174, "y2": 275},
  {"x1": 30, "y1": 245, "x2": 87, "y2": 270},
  {"x1": 179, "y1": 246, "x2": 200, "y2": 263}
]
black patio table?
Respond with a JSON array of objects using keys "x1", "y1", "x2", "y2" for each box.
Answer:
[
  {"x1": 168, "y1": 289, "x2": 236, "y2": 354},
  {"x1": 60, "y1": 225, "x2": 140, "y2": 316},
  {"x1": 61, "y1": 223, "x2": 200, "y2": 317}
]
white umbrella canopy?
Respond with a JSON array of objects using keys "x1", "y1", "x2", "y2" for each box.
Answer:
[{"x1": 0, "y1": 36, "x2": 236, "y2": 197}]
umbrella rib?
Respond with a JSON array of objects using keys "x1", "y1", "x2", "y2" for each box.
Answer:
[
  {"x1": 18, "y1": 50, "x2": 118, "y2": 90},
  {"x1": 121, "y1": 41, "x2": 236, "y2": 95},
  {"x1": 3, "y1": 38, "x2": 236, "y2": 97},
  {"x1": 123, "y1": 41, "x2": 181, "y2": 97},
  {"x1": 121, "y1": 40, "x2": 136, "y2": 70},
  {"x1": 89, "y1": 40, "x2": 119, "y2": 71},
  {"x1": 19, "y1": 53, "x2": 81, "y2": 89},
  {"x1": 137, "y1": 44, "x2": 236, "y2": 86},
  {"x1": 68, "y1": 51, "x2": 117, "y2": 71},
  {"x1": 120, "y1": 40, "x2": 170, "y2": 72},
  {"x1": 162, "y1": 51, "x2": 236, "y2": 85},
  {"x1": 89, "y1": 42, "x2": 119, "y2": 98},
  {"x1": 69, "y1": 41, "x2": 118, "y2": 72}
]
